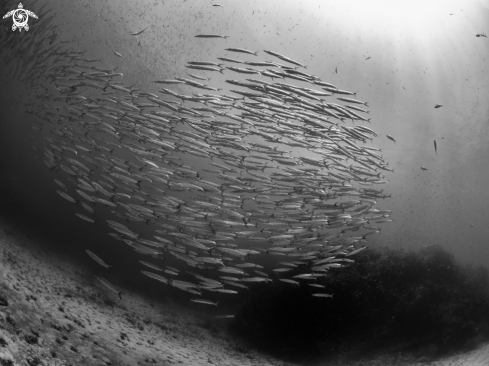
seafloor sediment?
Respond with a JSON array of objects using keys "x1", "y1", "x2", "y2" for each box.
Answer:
[
  {"x1": 0, "y1": 216, "x2": 488, "y2": 366},
  {"x1": 0, "y1": 216, "x2": 287, "y2": 366}
]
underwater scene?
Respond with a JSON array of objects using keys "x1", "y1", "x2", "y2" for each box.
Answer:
[{"x1": 0, "y1": 0, "x2": 488, "y2": 365}]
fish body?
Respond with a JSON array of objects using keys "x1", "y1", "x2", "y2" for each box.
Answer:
[
  {"x1": 54, "y1": 179, "x2": 67, "y2": 190},
  {"x1": 386, "y1": 134, "x2": 396, "y2": 143},
  {"x1": 225, "y1": 48, "x2": 258, "y2": 56},
  {"x1": 263, "y1": 50, "x2": 306, "y2": 68},
  {"x1": 142, "y1": 271, "x2": 169, "y2": 284},
  {"x1": 86, "y1": 250, "x2": 112, "y2": 272},
  {"x1": 434, "y1": 140, "x2": 437, "y2": 155},
  {"x1": 95, "y1": 276, "x2": 124, "y2": 300},
  {"x1": 139, "y1": 260, "x2": 164, "y2": 271},
  {"x1": 76, "y1": 213, "x2": 95, "y2": 223},
  {"x1": 279, "y1": 279, "x2": 300, "y2": 286},
  {"x1": 195, "y1": 34, "x2": 229, "y2": 39},
  {"x1": 215, "y1": 289, "x2": 238, "y2": 294},
  {"x1": 187, "y1": 73, "x2": 211, "y2": 80},
  {"x1": 227, "y1": 66, "x2": 260, "y2": 74},
  {"x1": 57, "y1": 190, "x2": 76, "y2": 203},
  {"x1": 336, "y1": 97, "x2": 368, "y2": 106},
  {"x1": 186, "y1": 65, "x2": 224, "y2": 73},
  {"x1": 154, "y1": 80, "x2": 184, "y2": 84},
  {"x1": 191, "y1": 299, "x2": 219, "y2": 306},
  {"x1": 217, "y1": 57, "x2": 243, "y2": 63},
  {"x1": 312, "y1": 293, "x2": 334, "y2": 298},
  {"x1": 131, "y1": 27, "x2": 149, "y2": 36},
  {"x1": 346, "y1": 246, "x2": 367, "y2": 256}
]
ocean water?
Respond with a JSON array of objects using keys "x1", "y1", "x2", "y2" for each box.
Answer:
[{"x1": 0, "y1": 0, "x2": 488, "y2": 364}]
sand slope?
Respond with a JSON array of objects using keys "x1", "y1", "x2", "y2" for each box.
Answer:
[
  {"x1": 0, "y1": 218, "x2": 288, "y2": 366},
  {"x1": 0, "y1": 216, "x2": 488, "y2": 366}
]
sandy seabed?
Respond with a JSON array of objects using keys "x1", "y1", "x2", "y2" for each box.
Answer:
[{"x1": 0, "y1": 216, "x2": 488, "y2": 366}]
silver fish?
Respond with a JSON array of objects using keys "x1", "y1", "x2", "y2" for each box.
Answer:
[
  {"x1": 86, "y1": 250, "x2": 112, "y2": 272},
  {"x1": 95, "y1": 276, "x2": 124, "y2": 300}
]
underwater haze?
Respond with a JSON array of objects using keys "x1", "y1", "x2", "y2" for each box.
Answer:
[{"x1": 1, "y1": 0, "x2": 489, "y2": 364}]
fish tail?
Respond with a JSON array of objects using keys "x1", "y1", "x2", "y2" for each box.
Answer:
[
  {"x1": 118, "y1": 291, "x2": 124, "y2": 300},
  {"x1": 253, "y1": 51, "x2": 258, "y2": 56},
  {"x1": 219, "y1": 69, "x2": 224, "y2": 74},
  {"x1": 365, "y1": 102, "x2": 369, "y2": 107},
  {"x1": 106, "y1": 266, "x2": 112, "y2": 273}
]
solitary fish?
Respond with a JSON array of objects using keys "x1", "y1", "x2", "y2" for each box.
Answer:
[
  {"x1": 54, "y1": 179, "x2": 67, "y2": 190},
  {"x1": 186, "y1": 65, "x2": 224, "y2": 73},
  {"x1": 76, "y1": 213, "x2": 95, "y2": 223},
  {"x1": 434, "y1": 104, "x2": 443, "y2": 108},
  {"x1": 336, "y1": 97, "x2": 368, "y2": 106},
  {"x1": 57, "y1": 190, "x2": 76, "y2": 203},
  {"x1": 312, "y1": 293, "x2": 334, "y2": 298},
  {"x1": 346, "y1": 246, "x2": 367, "y2": 257},
  {"x1": 434, "y1": 140, "x2": 437, "y2": 155},
  {"x1": 131, "y1": 27, "x2": 149, "y2": 36},
  {"x1": 187, "y1": 73, "x2": 211, "y2": 80},
  {"x1": 153, "y1": 80, "x2": 184, "y2": 84},
  {"x1": 86, "y1": 249, "x2": 112, "y2": 272},
  {"x1": 114, "y1": 51, "x2": 124, "y2": 59},
  {"x1": 195, "y1": 34, "x2": 229, "y2": 39},
  {"x1": 139, "y1": 260, "x2": 164, "y2": 271},
  {"x1": 420, "y1": 166, "x2": 429, "y2": 171},
  {"x1": 225, "y1": 48, "x2": 258, "y2": 56},
  {"x1": 263, "y1": 50, "x2": 306, "y2": 68},
  {"x1": 279, "y1": 279, "x2": 300, "y2": 286},
  {"x1": 95, "y1": 276, "x2": 124, "y2": 300},
  {"x1": 218, "y1": 57, "x2": 243, "y2": 64},
  {"x1": 191, "y1": 299, "x2": 219, "y2": 306},
  {"x1": 386, "y1": 134, "x2": 396, "y2": 143}
]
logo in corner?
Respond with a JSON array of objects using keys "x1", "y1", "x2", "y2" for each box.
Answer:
[{"x1": 2, "y1": 3, "x2": 38, "y2": 32}]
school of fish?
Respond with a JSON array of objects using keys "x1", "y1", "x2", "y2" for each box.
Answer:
[{"x1": 0, "y1": 0, "x2": 393, "y2": 307}]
